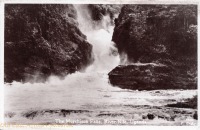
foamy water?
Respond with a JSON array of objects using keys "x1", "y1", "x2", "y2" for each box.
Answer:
[
  {"x1": 74, "y1": 4, "x2": 120, "y2": 73},
  {"x1": 4, "y1": 5, "x2": 197, "y2": 125},
  {"x1": 4, "y1": 73, "x2": 197, "y2": 125}
]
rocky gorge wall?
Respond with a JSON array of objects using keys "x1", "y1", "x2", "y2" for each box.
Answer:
[
  {"x1": 4, "y1": 4, "x2": 93, "y2": 83},
  {"x1": 109, "y1": 5, "x2": 197, "y2": 90},
  {"x1": 87, "y1": 4, "x2": 122, "y2": 22},
  {"x1": 4, "y1": 4, "x2": 197, "y2": 91}
]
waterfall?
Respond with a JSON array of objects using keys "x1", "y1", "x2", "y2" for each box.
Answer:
[
  {"x1": 74, "y1": 5, "x2": 120, "y2": 73},
  {"x1": 4, "y1": 5, "x2": 122, "y2": 118},
  {"x1": 4, "y1": 5, "x2": 197, "y2": 125}
]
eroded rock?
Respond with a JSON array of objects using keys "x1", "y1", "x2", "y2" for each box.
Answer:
[
  {"x1": 87, "y1": 4, "x2": 122, "y2": 22},
  {"x1": 108, "y1": 64, "x2": 196, "y2": 90},
  {"x1": 109, "y1": 5, "x2": 197, "y2": 90},
  {"x1": 4, "y1": 4, "x2": 93, "y2": 83}
]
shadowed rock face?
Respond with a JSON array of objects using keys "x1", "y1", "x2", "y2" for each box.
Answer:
[
  {"x1": 108, "y1": 64, "x2": 197, "y2": 90},
  {"x1": 4, "y1": 4, "x2": 93, "y2": 83},
  {"x1": 109, "y1": 5, "x2": 197, "y2": 90},
  {"x1": 87, "y1": 4, "x2": 122, "y2": 23}
]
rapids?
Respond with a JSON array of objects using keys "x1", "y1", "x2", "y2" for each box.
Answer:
[{"x1": 4, "y1": 5, "x2": 197, "y2": 125}]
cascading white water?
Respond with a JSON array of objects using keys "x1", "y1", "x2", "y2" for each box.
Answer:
[
  {"x1": 74, "y1": 5, "x2": 120, "y2": 72},
  {"x1": 4, "y1": 5, "x2": 197, "y2": 125}
]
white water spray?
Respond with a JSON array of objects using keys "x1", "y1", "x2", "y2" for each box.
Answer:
[
  {"x1": 5, "y1": 4, "x2": 122, "y2": 116},
  {"x1": 4, "y1": 5, "x2": 197, "y2": 125},
  {"x1": 74, "y1": 5, "x2": 120, "y2": 72}
]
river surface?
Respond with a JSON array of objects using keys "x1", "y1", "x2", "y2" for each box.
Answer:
[{"x1": 4, "y1": 5, "x2": 197, "y2": 125}]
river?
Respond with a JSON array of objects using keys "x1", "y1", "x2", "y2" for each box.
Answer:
[{"x1": 4, "y1": 5, "x2": 197, "y2": 125}]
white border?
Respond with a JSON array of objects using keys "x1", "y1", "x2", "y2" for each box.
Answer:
[
  {"x1": 0, "y1": 1, "x2": 4, "y2": 125},
  {"x1": 0, "y1": 0, "x2": 199, "y2": 130},
  {"x1": 0, "y1": 0, "x2": 200, "y2": 4}
]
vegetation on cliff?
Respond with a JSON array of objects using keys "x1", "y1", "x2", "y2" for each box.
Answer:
[
  {"x1": 113, "y1": 5, "x2": 197, "y2": 65},
  {"x1": 87, "y1": 4, "x2": 122, "y2": 22},
  {"x1": 109, "y1": 5, "x2": 197, "y2": 90},
  {"x1": 5, "y1": 4, "x2": 93, "y2": 82}
]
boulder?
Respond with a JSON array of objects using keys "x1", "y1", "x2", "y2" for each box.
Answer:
[
  {"x1": 193, "y1": 111, "x2": 197, "y2": 120},
  {"x1": 166, "y1": 95, "x2": 197, "y2": 109},
  {"x1": 147, "y1": 113, "x2": 155, "y2": 120},
  {"x1": 4, "y1": 4, "x2": 93, "y2": 83},
  {"x1": 108, "y1": 64, "x2": 196, "y2": 90}
]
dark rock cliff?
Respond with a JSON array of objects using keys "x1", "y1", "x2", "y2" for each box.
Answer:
[
  {"x1": 109, "y1": 5, "x2": 197, "y2": 90},
  {"x1": 87, "y1": 4, "x2": 122, "y2": 22},
  {"x1": 5, "y1": 4, "x2": 93, "y2": 83}
]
